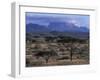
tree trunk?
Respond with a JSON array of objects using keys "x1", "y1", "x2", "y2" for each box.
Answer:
[
  {"x1": 70, "y1": 42, "x2": 73, "y2": 61},
  {"x1": 70, "y1": 47, "x2": 73, "y2": 61},
  {"x1": 45, "y1": 58, "x2": 48, "y2": 63}
]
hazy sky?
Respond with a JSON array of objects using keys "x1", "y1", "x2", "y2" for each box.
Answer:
[{"x1": 26, "y1": 12, "x2": 90, "y2": 29}]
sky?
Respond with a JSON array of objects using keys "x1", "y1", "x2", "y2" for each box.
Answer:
[{"x1": 26, "y1": 12, "x2": 90, "y2": 29}]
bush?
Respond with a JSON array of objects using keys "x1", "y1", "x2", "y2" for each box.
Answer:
[{"x1": 31, "y1": 60, "x2": 43, "y2": 66}]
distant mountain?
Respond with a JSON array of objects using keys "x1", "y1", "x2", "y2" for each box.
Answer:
[
  {"x1": 26, "y1": 23, "x2": 50, "y2": 33},
  {"x1": 78, "y1": 27, "x2": 89, "y2": 32},
  {"x1": 48, "y1": 22, "x2": 89, "y2": 32},
  {"x1": 26, "y1": 23, "x2": 89, "y2": 39},
  {"x1": 26, "y1": 22, "x2": 89, "y2": 33},
  {"x1": 48, "y1": 22, "x2": 67, "y2": 32}
]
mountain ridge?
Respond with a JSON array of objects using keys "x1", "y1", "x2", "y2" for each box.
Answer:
[{"x1": 26, "y1": 22, "x2": 89, "y2": 33}]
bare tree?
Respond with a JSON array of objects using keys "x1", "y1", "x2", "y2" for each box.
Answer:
[
  {"x1": 34, "y1": 50, "x2": 58, "y2": 63},
  {"x1": 67, "y1": 43, "x2": 75, "y2": 61}
]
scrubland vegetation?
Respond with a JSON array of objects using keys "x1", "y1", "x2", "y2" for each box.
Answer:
[{"x1": 26, "y1": 33, "x2": 89, "y2": 67}]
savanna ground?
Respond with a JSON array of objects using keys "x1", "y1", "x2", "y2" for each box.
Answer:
[{"x1": 26, "y1": 36, "x2": 89, "y2": 67}]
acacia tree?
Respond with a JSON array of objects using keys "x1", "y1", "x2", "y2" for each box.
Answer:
[
  {"x1": 67, "y1": 42, "x2": 75, "y2": 61},
  {"x1": 34, "y1": 50, "x2": 58, "y2": 63},
  {"x1": 57, "y1": 37, "x2": 85, "y2": 61}
]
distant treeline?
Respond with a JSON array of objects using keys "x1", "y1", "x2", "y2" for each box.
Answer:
[{"x1": 26, "y1": 33, "x2": 88, "y2": 44}]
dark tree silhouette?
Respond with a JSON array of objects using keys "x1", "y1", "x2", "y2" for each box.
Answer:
[
  {"x1": 57, "y1": 36, "x2": 86, "y2": 61},
  {"x1": 34, "y1": 50, "x2": 58, "y2": 63},
  {"x1": 67, "y1": 42, "x2": 75, "y2": 61}
]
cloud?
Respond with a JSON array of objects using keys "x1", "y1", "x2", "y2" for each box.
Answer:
[{"x1": 67, "y1": 19, "x2": 81, "y2": 27}]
